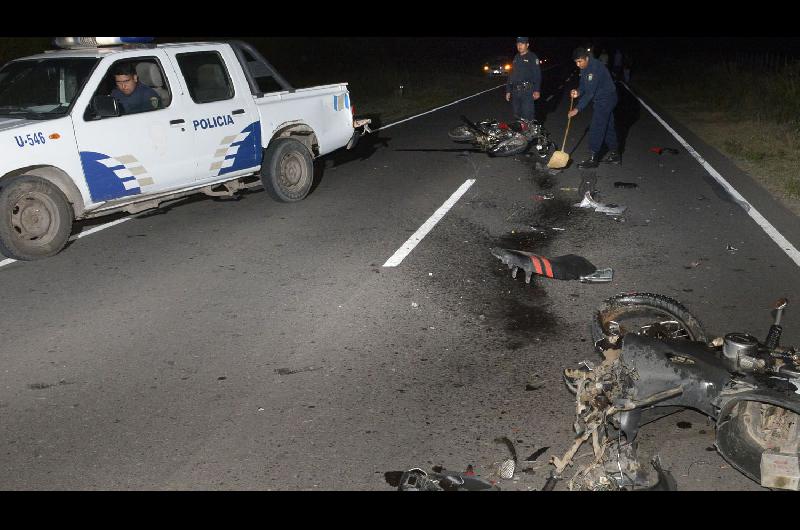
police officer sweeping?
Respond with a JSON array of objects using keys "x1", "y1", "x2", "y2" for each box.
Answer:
[
  {"x1": 505, "y1": 37, "x2": 541, "y2": 121},
  {"x1": 569, "y1": 47, "x2": 621, "y2": 168}
]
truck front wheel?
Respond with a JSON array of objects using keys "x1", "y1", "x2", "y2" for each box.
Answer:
[
  {"x1": 261, "y1": 138, "x2": 314, "y2": 202},
  {"x1": 0, "y1": 175, "x2": 74, "y2": 260}
]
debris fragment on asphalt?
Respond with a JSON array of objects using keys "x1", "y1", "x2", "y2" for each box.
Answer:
[
  {"x1": 275, "y1": 366, "x2": 321, "y2": 375},
  {"x1": 686, "y1": 260, "x2": 702, "y2": 269},
  {"x1": 493, "y1": 436, "x2": 518, "y2": 479},
  {"x1": 525, "y1": 447, "x2": 550, "y2": 462},
  {"x1": 533, "y1": 193, "x2": 554, "y2": 201},
  {"x1": 497, "y1": 459, "x2": 516, "y2": 479},
  {"x1": 726, "y1": 244, "x2": 739, "y2": 253},
  {"x1": 573, "y1": 191, "x2": 627, "y2": 216},
  {"x1": 613, "y1": 181, "x2": 638, "y2": 189},
  {"x1": 649, "y1": 147, "x2": 679, "y2": 155},
  {"x1": 411, "y1": 302, "x2": 419, "y2": 308}
]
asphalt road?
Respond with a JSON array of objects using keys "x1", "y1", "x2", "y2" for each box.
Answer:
[{"x1": 2, "y1": 65, "x2": 799, "y2": 491}]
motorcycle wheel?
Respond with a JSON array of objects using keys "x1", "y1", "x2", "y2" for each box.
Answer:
[
  {"x1": 591, "y1": 292, "x2": 708, "y2": 352},
  {"x1": 488, "y1": 134, "x2": 529, "y2": 157},
  {"x1": 448, "y1": 125, "x2": 476, "y2": 142}
]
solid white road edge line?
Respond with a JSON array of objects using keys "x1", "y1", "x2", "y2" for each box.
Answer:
[
  {"x1": 622, "y1": 82, "x2": 800, "y2": 268},
  {"x1": 383, "y1": 179, "x2": 476, "y2": 267},
  {"x1": 0, "y1": 216, "x2": 133, "y2": 269},
  {"x1": 376, "y1": 86, "x2": 506, "y2": 132},
  {"x1": 376, "y1": 65, "x2": 561, "y2": 132}
]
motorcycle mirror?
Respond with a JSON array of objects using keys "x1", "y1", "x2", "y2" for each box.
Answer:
[{"x1": 773, "y1": 298, "x2": 789, "y2": 311}]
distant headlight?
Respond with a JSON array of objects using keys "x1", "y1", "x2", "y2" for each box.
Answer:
[
  {"x1": 504, "y1": 64, "x2": 511, "y2": 70},
  {"x1": 484, "y1": 65, "x2": 489, "y2": 71}
]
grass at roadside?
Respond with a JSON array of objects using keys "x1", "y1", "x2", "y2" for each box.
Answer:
[{"x1": 633, "y1": 58, "x2": 800, "y2": 214}]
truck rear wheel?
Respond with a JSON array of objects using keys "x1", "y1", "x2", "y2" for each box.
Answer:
[
  {"x1": 261, "y1": 138, "x2": 314, "y2": 202},
  {"x1": 0, "y1": 175, "x2": 74, "y2": 261}
]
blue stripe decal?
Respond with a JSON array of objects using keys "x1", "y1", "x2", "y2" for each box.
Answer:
[
  {"x1": 218, "y1": 121, "x2": 262, "y2": 176},
  {"x1": 79, "y1": 151, "x2": 141, "y2": 202}
]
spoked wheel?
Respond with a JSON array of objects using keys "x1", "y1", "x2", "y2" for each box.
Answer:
[
  {"x1": 590, "y1": 292, "x2": 708, "y2": 352},
  {"x1": 488, "y1": 133, "x2": 529, "y2": 157}
]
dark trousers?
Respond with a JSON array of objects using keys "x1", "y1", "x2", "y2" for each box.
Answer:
[
  {"x1": 511, "y1": 88, "x2": 536, "y2": 121},
  {"x1": 589, "y1": 100, "x2": 618, "y2": 154}
]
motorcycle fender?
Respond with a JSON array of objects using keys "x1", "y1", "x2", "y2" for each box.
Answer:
[
  {"x1": 715, "y1": 391, "x2": 800, "y2": 488},
  {"x1": 620, "y1": 334, "x2": 730, "y2": 418}
]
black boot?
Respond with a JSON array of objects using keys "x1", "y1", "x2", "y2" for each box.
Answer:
[
  {"x1": 577, "y1": 153, "x2": 599, "y2": 169},
  {"x1": 603, "y1": 150, "x2": 621, "y2": 164}
]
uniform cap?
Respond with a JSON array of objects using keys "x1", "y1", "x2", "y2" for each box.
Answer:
[
  {"x1": 572, "y1": 47, "x2": 590, "y2": 61},
  {"x1": 516, "y1": 37, "x2": 529, "y2": 44}
]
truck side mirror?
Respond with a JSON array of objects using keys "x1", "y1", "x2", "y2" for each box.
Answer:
[{"x1": 92, "y1": 95, "x2": 121, "y2": 118}]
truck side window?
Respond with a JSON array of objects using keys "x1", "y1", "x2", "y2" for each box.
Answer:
[
  {"x1": 176, "y1": 51, "x2": 235, "y2": 104},
  {"x1": 84, "y1": 57, "x2": 172, "y2": 120}
]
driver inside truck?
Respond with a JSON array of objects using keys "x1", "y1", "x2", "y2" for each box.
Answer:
[{"x1": 111, "y1": 62, "x2": 161, "y2": 114}]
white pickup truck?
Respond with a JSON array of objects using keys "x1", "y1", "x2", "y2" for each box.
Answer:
[{"x1": 0, "y1": 37, "x2": 370, "y2": 260}]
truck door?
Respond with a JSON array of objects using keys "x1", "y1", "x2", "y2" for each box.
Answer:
[
  {"x1": 73, "y1": 51, "x2": 197, "y2": 203},
  {"x1": 164, "y1": 46, "x2": 261, "y2": 181}
]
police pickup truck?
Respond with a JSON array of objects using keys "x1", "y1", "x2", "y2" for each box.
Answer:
[{"x1": 0, "y1": 37, "x2": 370, "y2": 260}]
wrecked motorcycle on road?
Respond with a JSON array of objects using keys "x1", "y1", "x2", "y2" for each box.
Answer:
[
  {"x1": 448, "y1": 115, "x2": 555, "y2": 158},
  {"x1": 548, "y1": 293, "x2": 800, "y2": 491}
]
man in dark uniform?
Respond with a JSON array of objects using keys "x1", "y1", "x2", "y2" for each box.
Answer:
[
  {"x1": 568, "y1": 47, "x2": 620, "y2": 168},
  {"x1": 505, "y1": 37, "x2": 541, "y2": 121},
  {"x1": 110, "y1": 62, "x2": 161, "y2": 114}
]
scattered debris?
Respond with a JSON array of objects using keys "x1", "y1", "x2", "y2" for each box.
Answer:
[
  {"x1": 392, "y1": 467, "x2": 500, "y2": 491},
  {"x1": 491, "y1": 247, "x2": 613, "y2": 283},
  {"x1": 411, "y1": 302, "x2": 419, "y2": 308},
  {"x1": 533, "y1": 193, "x2": 554, "y2": 201},
  {"x1": 649, "y1": 147, "x2": 679, "y2": 155},
  {"x1": 685, "y1": 260, "x2": 702, "y2": 269},
  {"x1": 560, "y1": 187, "x2": 578, "y2": 192},
  {"x1": 726, "y1": 244, "x2": 739, "y2": 253},
  {"x1": 613, "y1": 181, "x2": 638, "y2": 189},
  {"x1": 525, "y1": 382, "x2": 545, "y2": 391},
  {"x1": 574, "y1": 191, "x2": 627, "y2": 216}
]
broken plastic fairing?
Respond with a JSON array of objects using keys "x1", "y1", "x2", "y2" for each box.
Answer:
[{"x1": 574, "y1": 191, "x2": 627, "y2": 216}]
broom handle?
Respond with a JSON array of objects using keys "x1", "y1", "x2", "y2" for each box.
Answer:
[{"x1": 561, "y1": 96, "x2": 574, "y2": 149}]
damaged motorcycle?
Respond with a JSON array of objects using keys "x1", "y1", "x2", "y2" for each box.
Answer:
[
  {"x1": 548, "y1": 293, "x2": 800, "y2": 491},
  {"x1": 448, "y1": 115, "x2": 555, "y2": 158}
]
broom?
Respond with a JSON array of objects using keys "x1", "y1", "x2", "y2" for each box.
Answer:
[{"x1": 547, "y1": 95, "x2": 575, "y2": 169}]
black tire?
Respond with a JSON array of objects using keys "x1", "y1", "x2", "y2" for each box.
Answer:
[
  {"x1": 261, "y1": 138, "x2": 314, "y2": 202},
  {"x1": 0, "y1": 175, "x2": 74, "y2": 261},
  {"x1": 590, "y1": 292, "x2": 708, "y2": 352},
  {"x1": 488, "y1": 134, "x2": 529, "y2": 157},
  {"x1": 448, "y1": 125, "x2": 476, "y2": 142}
]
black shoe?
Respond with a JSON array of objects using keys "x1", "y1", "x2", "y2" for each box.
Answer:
[
  {"x1": 603, "y1": 150, "x2": 621, "y2": 164},
  {"x1": 577, "y1": 153, "x2": 599, "y2": 169}
]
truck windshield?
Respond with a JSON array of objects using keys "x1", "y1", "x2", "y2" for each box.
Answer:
[{"x1": 0, "y1": 58, "x2": 99, "y2": 119}]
